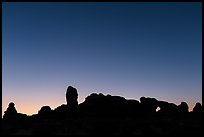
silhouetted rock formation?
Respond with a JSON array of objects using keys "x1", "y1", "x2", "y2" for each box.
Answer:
[
  {"x1": 38, "y1": 106, "x2": 52, "y2": 114},
  {"x1": 53, "y1": 104, "x2": 68, "y2": 119},
  {"x1": 79, "y1": 93, "x2": 128, "y2": 116},
  {"x1": 178, "y1": 102, "x2": 189, "y2": 113},
  {"x1": 66, "y1": 86, "x2": 78, "y2": 109},
  {"x1": 38, "y1": 106, "x2": 53, "y2": 119},
  {"x1": 193, "y1": 102, "x2": 202, "y2": 114},
  {"x1": 125, "y1": 99, "x2": 141, "y2": 116},
  {"x1": 2, "y1": 86, "x2": 202, "y2": 135},
  {"x1": 140, "y1": 97, "x2": 158, "y2": 114},
  {"x1": 157, "y1": 101, "x2": 178, "y2": 115},
  {"x1": 3, "y1": 102, "x2": 18, "y2": 120}
]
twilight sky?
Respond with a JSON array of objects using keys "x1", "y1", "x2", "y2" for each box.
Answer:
[{"x1": 2, "y1": 2, "x2": 202, "y2": 116}]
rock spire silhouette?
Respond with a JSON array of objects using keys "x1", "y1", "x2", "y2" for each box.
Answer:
[{"x1": 66, "y1": 86, "x2": 78, "y2": 108}]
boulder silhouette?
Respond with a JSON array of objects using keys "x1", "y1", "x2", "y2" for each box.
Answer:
[
  {"x1": 157, "y1": 101, "x2": 178, "y2": 114},
  {"x1": 3, "y1": 102, "x2": 18, "y2": 120},
  {"x1": 192, "y1": 102, "x2": 202, "y2": 113},
  {"x1": 38, "y1": 106, "x2": 53, "y2": 119},
  {"x1": 178, "y1": 102, "x2": 189, "y2": 113},
  {"x1": 38, "y1": 106, "x2": 52, "y2": 114},
  {"x1": 140, "y1": 97, "x2": 158, "y2": 114},
  {"x1": 79, "y1": 93, "x2": 127, "y2": 116}
]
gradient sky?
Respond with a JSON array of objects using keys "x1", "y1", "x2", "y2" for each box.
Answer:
[{"x1": 2, "y1": 2, "x2": 202, "y2": 116}]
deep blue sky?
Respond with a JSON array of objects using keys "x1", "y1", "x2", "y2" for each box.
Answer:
[{"x1": 2, "y1": 2, "x2": 202, "y2": 115}]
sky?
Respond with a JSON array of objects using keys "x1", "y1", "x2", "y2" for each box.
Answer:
[{"x1": 2, "y1": 2, "x2": 202, "y2": 116}]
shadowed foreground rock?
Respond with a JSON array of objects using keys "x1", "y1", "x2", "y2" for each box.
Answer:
[{"x1": 2, "y1": 86, "x2": 202, "y2": 135}]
